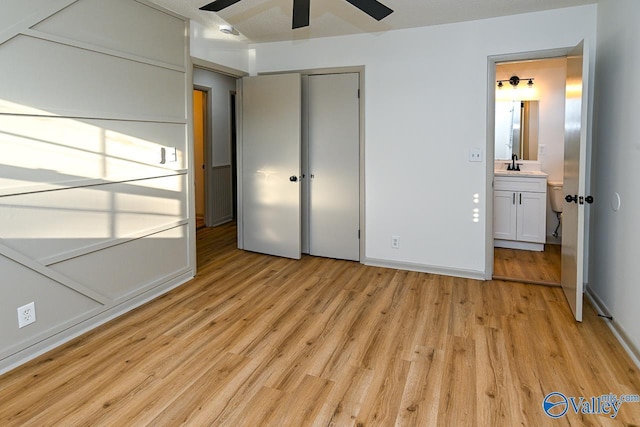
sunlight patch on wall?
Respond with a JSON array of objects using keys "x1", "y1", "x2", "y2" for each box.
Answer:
[{"x1": 0, "y1": 101, "x2": 184, "y2": 195}]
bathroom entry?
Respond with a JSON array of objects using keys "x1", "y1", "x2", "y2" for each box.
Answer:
[
  {"x1": 490, "y1": 41, "x2": 591, "y2": 322},
  {"x1": 492, "y1": 57, "x2": 567, "y2": 285}
]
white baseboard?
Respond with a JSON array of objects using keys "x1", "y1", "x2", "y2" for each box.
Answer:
[
  {"x1": 586, "y1": 287, "x2": 640, "y2": 370},
  {"x1": 0, "y1": 270, "x2": 194, "y2": 376},
  {"x1": 363, "y1": 258, "x2": 485, "y2": 281}
]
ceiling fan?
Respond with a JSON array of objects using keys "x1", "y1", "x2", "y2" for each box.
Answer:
[{"x1": 200, "y1": 0, "x2": 394, "y2": 29}]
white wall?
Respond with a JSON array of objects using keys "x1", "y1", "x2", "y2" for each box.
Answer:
[
  {"x1": 250, "y1": 6, "x2": 597, "y2": 277},
  {"x1": 191, "y1": 20, "x2": 249, "y2": 73},
  {"x1": 590, "y1": 0, "x2": 640, "y2": 361},
  {"x1": 0, "y1": 0, "x2": 193, "y2": 374},
  {"x1": 496, "y1": 58, "x2": 568, "y2": 240}
]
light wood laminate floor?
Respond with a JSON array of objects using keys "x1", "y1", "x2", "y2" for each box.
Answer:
[
  {"x1": 494, "y1": 244, "x2": 562, "y2": 286},
  {"x1": 1, "y1": 223, "x2": 638, "y2": 426}
]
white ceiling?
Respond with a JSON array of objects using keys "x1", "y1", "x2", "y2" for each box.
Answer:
[{"x1": 148, "y1": 0, "x2": 596, "y2": 44}]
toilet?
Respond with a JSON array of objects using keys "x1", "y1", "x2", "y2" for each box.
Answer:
[{"x1": 548, "y1": 181, "x2": 563, "y2": 238}]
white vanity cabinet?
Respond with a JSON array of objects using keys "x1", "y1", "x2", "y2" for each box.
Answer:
[{"x1": 494, "y1": 174, "x2": 547, "y2": 251}]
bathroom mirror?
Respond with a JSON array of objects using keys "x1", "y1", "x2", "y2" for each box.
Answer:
[{"x1": 494, "y1": 100, "x2": 539, "y2": 160}]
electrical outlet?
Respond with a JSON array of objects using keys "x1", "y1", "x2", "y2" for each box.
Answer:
[
  {"x1": 17, "y1": 302, "x2": 36, "y2": 328},
  {"x1": 391, "y1": 235, "x2": 400, "y2": 249},
  {"x1": 469, "y1": 148, "x2": 482, "y2": 162}
]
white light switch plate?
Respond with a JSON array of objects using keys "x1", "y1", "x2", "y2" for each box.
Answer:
[{"x1": 168, "y1": 147, "x2": 177, "y2": 162}]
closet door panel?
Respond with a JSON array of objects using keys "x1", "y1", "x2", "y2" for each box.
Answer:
[
  {"x1": 308, "y1": 73, "x2": 360, "y2": 261},
  {"x1": 241, "y1": 74, "x2": 302, "y2": 259}
]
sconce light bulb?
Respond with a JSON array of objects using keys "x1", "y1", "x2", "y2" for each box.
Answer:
[{"x1": 527, "y1": 79, "x2": 534, "y2": 87}]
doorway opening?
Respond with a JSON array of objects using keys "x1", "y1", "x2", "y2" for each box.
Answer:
[
  {"x1": 487, "y1": 41, "x2": 591, "y2": 323},
  {"x1": 193, "y1": 66, "x2": 239, "y2": 237},
  {"x1": 491, "y1": 57, "x2": 566, "y2": 286},
  {"x1": 193, "y1": 88, "x2": 207, "y2": 229}
]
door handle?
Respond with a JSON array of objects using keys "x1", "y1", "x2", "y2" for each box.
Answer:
[
  {"x1": 585, "y1": 195, "x2": 594, "y2": 204},
  {"x1": 289, "y1": 175, "x2": 298, "y2": 182},
  {"x1": 565, "y1": 194, "x2": 578, "y2": 203}
]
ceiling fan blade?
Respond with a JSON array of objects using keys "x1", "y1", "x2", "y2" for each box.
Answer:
[
  {"x1": 199, "y1": 0, "x2": 243, "y2": 12},
  {"x1": 292, "y1": 0, "x2": 310, "y2": 29},
  {"x1": 343, "y1": 0, "x2": 393, "y2": 21}
]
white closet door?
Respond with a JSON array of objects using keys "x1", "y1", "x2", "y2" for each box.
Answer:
[
  {"x1": 241, "y1": 74, "x2": 302, "y2": 259},
  {"x1": 308, "y1": 73, "x2": 360, "y2": 261}
]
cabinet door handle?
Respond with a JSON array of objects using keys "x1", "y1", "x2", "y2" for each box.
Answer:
[
  {"x1": 519, "y1": 193, "x2": 522, "y2": 205},
  {"x1": 513, "y1": 193, "x2": 516, "y2": 205}
]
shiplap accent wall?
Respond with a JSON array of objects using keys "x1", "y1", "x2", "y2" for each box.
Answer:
[{"x1": 0, "y1": 0, "x2": 193, "y2": 373}]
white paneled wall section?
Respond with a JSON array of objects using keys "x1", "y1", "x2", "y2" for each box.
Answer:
[{"x1": 0, "y1": 0, "x2": 193, "y2": 373}]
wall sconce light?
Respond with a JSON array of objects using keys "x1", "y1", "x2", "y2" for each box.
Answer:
[{"x1": 497, "y1": 75, "x2": 534, "y2": 89}]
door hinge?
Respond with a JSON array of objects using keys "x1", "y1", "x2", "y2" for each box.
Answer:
[
  {"x1": 358, "y1": 229, "x2": 361, "y2": 239},
  {"x1": 357, "y1": 89, "x2": 360, "y2": 99}
]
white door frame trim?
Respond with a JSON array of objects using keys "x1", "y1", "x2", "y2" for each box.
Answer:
[
  {"x1": 485, "y1": 47, "x2": 576, "y2": 280},
  {"x1": 190, "y1": 57, "x2": 247, "y2": 250}
]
